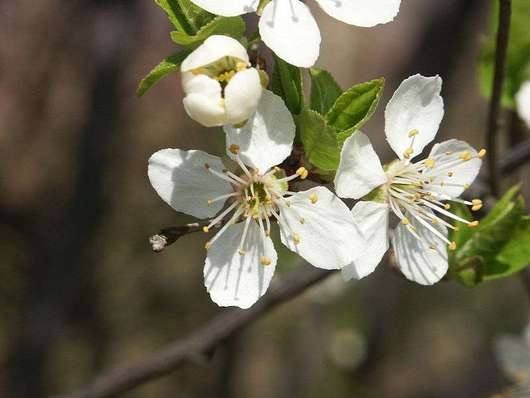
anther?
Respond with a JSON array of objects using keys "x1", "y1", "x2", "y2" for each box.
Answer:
[
  {"x1": 292, "y1": 233, "x2": 301, "y2": 245},
  {"x1": 239, "y1": 249, "x2": 246, "y2": 256},
  {"x1": 447, "y1": 171, "x2": 454, "y2": 177},
  {"x1": 402, "y1": 218, "x2": 410, "y2": 225},
  {"x1": 431, "y1": 218, "x2": 438, "y2": 225},
  {"x1": 425, "y1": 158, "x2": 436, "y2": 168},
  {"x1": 478, "y1": 149, "x2": 487, "y2": 158},
  {"x1": 444, "y1": 203, "x2": 451, "y2": 210},
  {"x1": 296, "y1": 167, "x2": 309, "y2": 180},
  {"x1": 459, "y1": 151, "x2": 472, "y2": 161},
  {"x1": 205, "y1": 241, "x2": 212, "y2": 250},
  {"x1": 471, "y1": 199, "x2": 483, "y2": 211},
  {"x1": 403, "y1": 147, "x2": 414, "y2": 159},
  {"x1": 260, "y1": 256, "x2": 272, "y2": 266},
  {"x1": 207, "y1": 199, "x2": 213, "y2": 205},
  {"x1": 309, "y1": 193, "x2": 318, "y2": 204},
  {"x1": 408, "y1": 129, "x2": 419, "y2": 137},
  {"x1": 236, "y1": 62, "x2": 248, "y2": 72},
  {"x1": 202, "y1": 226, "x2": 209, "y2": 233},
  {"x1": 468, "y1": 221, "x2": 479, "y2": 227},
  {"x1": 299, "y1": 217, "x2": 305, "y2": 224},
  {"x1": 229, "y1": 144, "x2": 240, "y2": 155},
  {"x1": 449, "y1": 241, "x2": 457, "y2": 251},
  {"x1": 464, "y1": 184, "x2": 470, "y2": 190}
]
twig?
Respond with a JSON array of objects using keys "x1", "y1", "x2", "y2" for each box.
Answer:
[
  {"x1": 52, "y1": 267, "x2": 332, "y2": 398},
  {"x1": 149, "y1": 223, "x2": 203, "y2": 252},
  {"x1": 486, "y1": 0, "x2": 512, "y2": 197}
]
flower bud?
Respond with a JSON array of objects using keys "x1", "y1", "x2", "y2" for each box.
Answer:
[{"x1": 181, "y1": 35, "x2": 263, "y2": 127}]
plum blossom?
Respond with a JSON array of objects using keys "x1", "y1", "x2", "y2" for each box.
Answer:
[
  {"x1": 516, "y1": 81, "x2": 530, "y2": 128},
  {"x1": 188, "y1": 0, "x2": 401, "y2": 67},
  {"x1": 334, "y1": 74, "x2": 485, "y2": 285},
  {"x1": 181, "y1": 35, "x2": 263, "y2": 127},
  {"x1": 148, "y1": 90, "x2": 365, "y2": 308}
]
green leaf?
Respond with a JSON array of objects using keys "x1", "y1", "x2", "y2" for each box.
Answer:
[
  {"x1": 170, "y1": 16, "x2": 246, "y2": 47},
  {"x1": 137, "y1": 51, "x2": 190, "y2": 97},
  {"x1": 271, "y1": 55, "x2": 303, "y2": 115},
  {"x1": 451, "y1": 185, "x2": 528, "y2": 286},
  {"x1": 495, "y1": 216, "x2": 530, "y2": 277},
  {"x1": 325, "y1": 78, "x2": 384, "y2": 136},
  {"x1": 309, "y1": 68, "x2": 342, "y2": 115},
  {"x1": 297, "y1": 109, "x2": 341, "y2": 171},
  {"x1": 154, "y1": 0, "x2": 214, "y2": 35},
  {"x1": 478, "y1": 0, "x2": 530, "y2": 108}
]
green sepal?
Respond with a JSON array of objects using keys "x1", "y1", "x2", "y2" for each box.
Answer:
[{"x1": 170, "y1": 16, "x2": 246, "y2": 47}]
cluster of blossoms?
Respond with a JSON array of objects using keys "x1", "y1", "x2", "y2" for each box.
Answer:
[{"x1": 147, "y1": 3, "x2": 486, "y2": 308}]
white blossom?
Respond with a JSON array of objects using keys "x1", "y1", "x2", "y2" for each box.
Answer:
[
  {"x1": 335, "y1": 74, "x2": 485, "y2": 285},
  {"x1": 516, "y1": 81, "x2": 530, "y2": 128},
  {"x1": 188, "y1": 0, "x2": 401, "y2": 67},
  {"x1": 181, "y1": 35, "x2": 263, "y2": 127},
  {"x1": 149, "y1": 90, "x2": 365, "y2": 308}
]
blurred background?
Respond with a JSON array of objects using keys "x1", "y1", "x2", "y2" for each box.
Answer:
[{"x1": 1, "y1": 0, "x2": 529, "y2": 397}]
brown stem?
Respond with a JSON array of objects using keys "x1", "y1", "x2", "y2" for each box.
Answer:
[{"x1": 486, "y1": 0, "x2": 512, "y2": 197}]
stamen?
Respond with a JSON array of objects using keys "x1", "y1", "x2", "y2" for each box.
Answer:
[
  {"x1": 228, "y1": 144, "x2": 240, "y2": 154},
  {"x1": 292, "y1": 233, "x2": 301, "y2": 245},
  {"x1": 202, "y1": 226, "x2": 209, "y2": 233},
  {"x1": 459, "y1": 151, "x2": 472, "y2": 161},
  {"x1": 425, "y1": 158, "x2": 436, "y2": 168},
  {"x1": 449, "y1": 241, "x2": 457, "y2": 251},
  {"x1": 403, "y1": 147, "x2": 414, "y2": 159},
  {"x1": 478, "y1": 149, "x2": 487, "y2": 158},
  {"x1": 471, "y1": 199, "x2": 483, "y2": 211},
  {"x1": 296, "y1": 167, "x2": 309, "y2": 180},
  {"x1": 260, "y1": 256, "x2": 272, "y2": 266},
  {"x1": 468, "y1": 220, "x2": 479, "y2": 227},
  {"x1": 309, "y1": 193, "x2": 318, "y2": 204}
]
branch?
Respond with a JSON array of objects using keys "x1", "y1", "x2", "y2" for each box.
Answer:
[
  {"x1": 485, "y1": 0, "x2": 512, "y2": 197},
  {"x1": 52, "y1": 267, "x2": 332, "y2": 398}
]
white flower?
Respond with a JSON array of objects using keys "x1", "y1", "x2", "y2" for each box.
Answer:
[
  {"x1": 335, "y1": 74, "x2": 485, "y2": 285},
  {"x1": 181, "y1": 35, "x2": 263, "y2": 127},
  {"x1": 188, "y1": 0, "x2": 401, "y2": 67},
  {"x1": 516, "y1": 81, "x2": 530, "y2": 128},
  {"x1": 149, "y1": 90, "x2": 365, "y2": 308}
]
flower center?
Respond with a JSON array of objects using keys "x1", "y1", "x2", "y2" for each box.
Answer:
[
  {"x1": 384, "y1": 137, "x2": 486, "y2": 251},
  {"x1": 192, "y1": 56, "x2": 248, "y2": 87},
  {"x1": 201, "y1": 144, "x2": 308, "y2": 263}
]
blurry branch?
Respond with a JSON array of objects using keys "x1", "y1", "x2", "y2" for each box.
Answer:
[
  {"x1": 486, "y1": 0, "x2": 512, "y2": 197},
  {"x1": 52, "y1": 267, "x2": 332, "y2": 398}
]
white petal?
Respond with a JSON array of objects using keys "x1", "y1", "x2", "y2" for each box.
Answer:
[
  {"x1": 181, "y1": 35, "x2": 249, "y2": 72},
  {"x1": 342, "y1": 201, "x2": 389, "y2": 281},
  {"x1": 424, "y1": 139, "x2": 482, "y2": 198},
  {"x1": 188, "y1": 0, "x2": 257, "y2": 17},
  {"x1": 279, "y1": 187, "x2": 365, "y2": 270},
  {"x1": 204, "y1": 221, "x2": 277, "y2": 309},
  {"x1": 259, "y1": 0, "x2": 321, "y2": 67},
  {"x1": 314, "y1": 0, "x2": 401, "y2": 27},
  {"x1": 182, "y1": 74, "x2": 227, "y2": 126},
  {"x1": 516, "y1": 81, "x2": 530, "y2": 128},
  {"x1": 148, "y1": 149, "x2": 232, "y2": 219},
  {"x1": 224, "y1": 90, "x2": 295, "y2": 172},
  {"x1": 334, "y1": 132, "x2": 386, "y2": 199},
  {"x1": 224, "y1": 68, "x2": 263, "y2": 125},
  {"x1": 385, "y1": 74, "x2": 444, "y2": 160},
  {"x1": 392, "y1": 212, "x2": 448, "y2": 285}
]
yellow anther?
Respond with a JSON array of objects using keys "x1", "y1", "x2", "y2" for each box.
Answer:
[
  {"x1": 207, "y1": 198, "x2": 213, "y2": 206},
  {"x1": 454, "y1": 226, "x2": 460, "y2": 231},
  {"x1": 414, "y1": 192, "x2": 421, "y2": 200},
  {"x1": 292, "y1": 233, "x2": 301, "y2": 245},
  {"x1": 299, "y1": 217, "x2": 305, "y2": 224},
  {"x1": 471, "y1": 199, "x2": 483, "y2": 212},
  {"x1": 202, "y1": 226, "x2": 209, "y2": 233},
  {"x1": 425, "y1": 158, "x2": 436, "y2": 168},
  {"x1": 260, "y1": 256, "x2": 272, "y2": 266},
  {"x1": 228, "y1": 144, "x2": 240, "y2": 154},
  {"x1": 408, "y1": 129, "x2": 419, "y2": 137},
  {"x1": 459, "y1": 151, "x2": 472, "y2": 161},
  {"x1": 431, "y1": 218, "x2": 438, "y2": 225},
  {"x1": 445, "y1": 151, "x2": 453, "y2": 155},
  {"x1": 429, "y1": 245, "x2": 436, "y2": 251},
  {"x1": 403, "y1": 147, "x2": 414, "y2": 159},
  {"x1": 265, "y1": 195, "x2": 272, "y2": 204},
  {"x1": 444, "y1": 203, "x2": 451, "y2": 210},
  {"x1": 447, "y1": 171, "x2": 454, "y2": 177},
  {"x1": 402, "y1": 218, "x2": 410, "y2": 225},
  {"x1": 468, "y1": 220, "x2": 479, "y2": 227},
  {"x1": 464, "y1": 184, "x2": 470, "y2": 190},
  {"x1": 235, "y1": 62, "x2": 248, "y2": 71},
  {"x1": 449, "y1": 241, "x2": 457, "y2": 251},
  {"x1": 478, "y1": 149, "x2": 487, "y2": 158},
  {"x1": 205, "y1": 241, "x2": 212, "y2": 250},
  {"x1": 296, "y1": 167, "x2": 309, "y2": 180},
  {"x1": 238, "y1": 249, "x2": 246, "y2": 256},
  {"x1": 409, "y1": 226, "x2": 417, "y2": 232},
  {"x1": 309, "y1": 193, "x2": 318, "y2": 204}
]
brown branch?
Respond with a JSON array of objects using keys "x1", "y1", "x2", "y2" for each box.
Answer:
[
  {"x1": 52, "y1": 267, "x2": 332, "y2": 398},
  {"x1": 485, "y1": 0, "x2": 512, "y2": 197}
]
